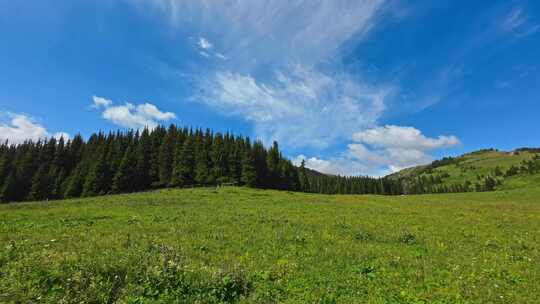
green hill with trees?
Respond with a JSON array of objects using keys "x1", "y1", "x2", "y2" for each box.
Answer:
[{"x1": 388, "y1": 148, "x2": 540, "y2": 194}]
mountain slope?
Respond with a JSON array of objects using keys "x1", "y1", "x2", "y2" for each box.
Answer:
[{"x1": 388, "y1": 148, "x2": 540, "y2": 193}]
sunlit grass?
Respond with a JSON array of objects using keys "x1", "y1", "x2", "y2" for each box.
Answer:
[{"x1": 1, "y1": 187, "x2": 539, "y2": 303}]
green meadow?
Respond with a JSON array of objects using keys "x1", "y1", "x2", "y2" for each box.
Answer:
[{"x1": 1, "y1": 186, "x2": 539, "y2": 303}]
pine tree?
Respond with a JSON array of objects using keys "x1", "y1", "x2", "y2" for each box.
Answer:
[
  {"x1": 299, "y1": 159, "x2": 310, "y2": 192},
  {"x1": 28, "y1": 164, "x2": 52, "y2": 201},
  {"x1": 82, "y1": 151, "x2": 110, "y2": 197},
  {"x1": 194, "y1": 134, "x2": 210, "y2": 184},
  {"x1": 171, "y1": 135, "x2": 195, "y2": 186},
  {"x1": 241, "y1": 150, "x2": 257, "y2": 187},
  {"x1": 157, "y1": 126, "x2": 177, "y2": 186},
  {"x1": 135, "y1": 128, "x2": 152, "y2": 190},
  {"x1": 0, "y1": 173, "x2": 17, "y2": 203},
  {"x1": 14, "y1": 148, "x2": 38, "y2": 201},
  {"x1": 266, "y1": 141, "x2": 281, "y2": 188},
  {"x1": 51, "y1": 169, "x2": 67, "y2": 199},
  {"x1": 0, "y1": 151, "x2": 12, "y2": 191},
  {"x1": 148, "y1": 126, "x2": 166, "y2": 185},
  {"x1": 112, "y1": 144, "x2": 138, "y2": 193},
  {"x1": 212, "y1": 134, "x2": 228, "y2": 183},
  {"x1": 64, "y1": 165, "x2": 84, "y2": 198},
  {"x1": 252, "y1": 141, "x2": 268, "y2": 187}
]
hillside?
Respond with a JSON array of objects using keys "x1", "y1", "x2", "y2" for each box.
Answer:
[
  {"x1": 1, "y1": 187, "x2": 539, "y2": 303},
  {"x1": 388, "y1": 148, "x2": 540, "y2": 193}
]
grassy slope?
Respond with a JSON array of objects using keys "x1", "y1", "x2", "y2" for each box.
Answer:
[
  {"x1": 1, "y1": 187, "x2": 539, "y2": 303},
  {"x1": 390, "y1": 150, "x2": 538, "y2": 189}
]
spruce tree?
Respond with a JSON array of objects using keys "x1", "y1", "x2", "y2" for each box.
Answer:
[
  {"x1": 241, "y1": 150, "x2": 257, "y2": 187},
  {"x1": 82, "y1": 151, "x2": 110, "y2": 197},
  {"x1": 0, "y1": 151, "x2": 12, "y2": 191},
  {"x1": 252, "y1": 141, "x2": 268, "y2": 187},
  {"x1": 212, "y1": 134, "x2": 228, "y2": 183},
  {"x1": 64, "y1": 165, "x2": 84, "y2": 198},
  {"x1": 28, "y1": 164, "x2": 52, "y2": 201},
  {"x1": 112, "y1": 144, "x2": 138, "y2": 193},
  {"x1": 51, "y1": 169, "x2": 66, "y2": 199},
  {"x1": 15, "y1": 148, "x2": 38, "y2": 201},
  {"x1": 172, "y1": 135, "x2": 195, "y2": 186},
  {"x1": 194, "y1": 135, "x2": 210, "y2": 184},
  {"x1": 0, "y1": 173, "x2": 17, "y2": 203},
  {"x1": 299, "y1": 160, "x2": 310, "y2": 192},
  {"x1": 134, "y1": 128, "x2": 152, "y2": 190},
  {"x1": 149, "y1": 126, "x2": 166, "y2": 184},
  {"x1": 157, "y1": 126, "x2": 177, "y2": 186}
]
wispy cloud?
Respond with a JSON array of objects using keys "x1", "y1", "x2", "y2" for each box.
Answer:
[
  {"x1": 139, "y1": 1, "x2": 391, "y2": 148},
  {"x1": 500, "y1": 6, "x2": 539, "y2": 38},
  {"x1": 501, "y1": 7, "x2": 527, "y2": 32},
  {"x1": 140, "y1": 1, "x2": 386, "y2": 69},
  {"x1": 194, "y1": 36, "x2": 228, "y2": 60},
  {"x1": 201, "y1": 66, "x2": 389, "y2": 148},
  {"x1": 92, "y1": 96, "x2": 176, "y2": 130},
  {"x1": 0, "y1": 113, "x2": 69, "y2": 145},
  {"x1": 130, "y1": 1, "x2": 463, "y2": 175}
]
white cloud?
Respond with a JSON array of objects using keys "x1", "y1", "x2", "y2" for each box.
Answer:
[
  {"x1": 202, "y1": 66, "x2": 389, "y2": 148},
  {"x1": 353, "y1": 125, "x2": 459, "y2": 151},
  {"x1": 92, "y1": 96, "x2": 176, "y2": 130},
  {"x1": 92, "y1": 96, "x2": 112, "y2": 108},
  {"x1": 0, "y1": 113, "x2": 69, "y2": 145},
  {"x1": 198, "y1": 36, "x2": 212, "y2": 50},
  {"x1": 215, "y1": 52, "x2": 227, "y2": 60},
  {"x1": 295, "y1": 126, "x2": 460, "y2": 176},
  {"x1": 350, "y1": 125, "x2": 459, "y2": 172},
  {"x1": 292, "y1": 154, "x2": 383, "y2": 177},
  {"x1": 194, "y1": 36, "x2": 229, "y2": 60}
]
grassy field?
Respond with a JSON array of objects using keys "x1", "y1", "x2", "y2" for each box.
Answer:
[{"x1": 1, "y1": 187, "x2": 539, "y2": 303}]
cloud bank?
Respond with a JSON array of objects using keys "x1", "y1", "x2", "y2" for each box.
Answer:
[
  {"x1": 0, "y1": 113, "x2": 69, "y2": 145},
  {"x1": 294, "y1": 126, "x2": 460, "y2": 176},
  {"x1": 92, "y1": 96, "x2": 176, "y2": 130}
]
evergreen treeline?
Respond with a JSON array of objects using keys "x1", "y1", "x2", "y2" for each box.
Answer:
[
  {"x1": 297, "y1": 161, "x2": 403, "y2": 195},
  {"x1": 3, "y1": 125, "x2": 536, "y2": 203},
  {"x1": 0, "y1": 125, "x2": 403, "y2": 203}
]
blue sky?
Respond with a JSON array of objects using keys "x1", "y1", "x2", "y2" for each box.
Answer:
[{"x1": 1, "y1": 1, "x2": 539, "y2": 176}]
